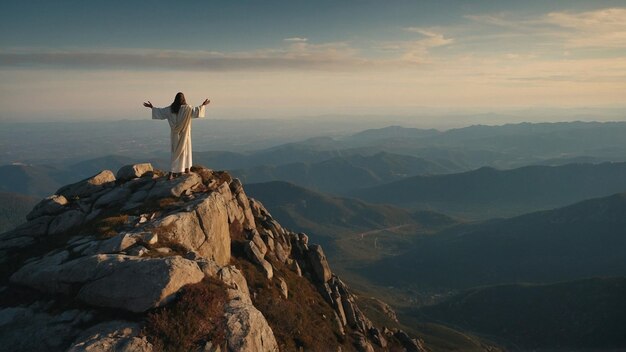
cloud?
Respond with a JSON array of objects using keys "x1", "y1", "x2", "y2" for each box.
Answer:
[
  {"x1": 544, "y1": 8, "x2": 626, "y2": 48},
  {"x1": 0, "y1": 43, "x2": 372, "y2": 72},
  {"x1": 466, "y1": 7, "x2": 626, "y2": 49},
  {"x1": 284, "y1": 37, "x2": 308, "y2": 42},
  {"x1": 388, "y1": 27, "x2": 454, "y2": 62}
]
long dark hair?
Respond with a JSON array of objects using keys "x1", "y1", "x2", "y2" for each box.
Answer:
[{"x1": 170, "y1": 92, "x2": 187, "y2": 114}]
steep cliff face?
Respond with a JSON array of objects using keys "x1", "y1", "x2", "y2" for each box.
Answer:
[{"x1": 0, "y1": 164, "x2": 425, "y2": 352}]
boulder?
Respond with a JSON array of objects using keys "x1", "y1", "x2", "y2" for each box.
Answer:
[
  {"x1": 57, "y1": 170, "x2": 116, "y2": 199},
  {"x1": 196, "y1": 259, "x2": 221, "y2": 277},
  {"x1": 394, "y1": 330, "x2": 426, "y2": 352},
  {"x1": 47, "y1": 210, "x2": 85, "y2": 236},
  {"x1": 244, "y1": 241, "x2": 273, "y2": 280},
  {"x1": 155, "y1": 191, "x2": 231, "y2": 266},
  {"x1": 0, "y1": 303, "x2": 93, "y2": 352},
  {"x1": 229, "y1": 179, "x2": 256, "y2": 229},
  {"x1": 248, "y1": 229, "x2": 267, "y2": 256},
  {"x1": 353, "y1": 332, "x2": 375, "y2": 352},
  {"x1": 0, "y1": 215, "x2": 53, "y2": 251},
  {"x1": 78, "y1": 233, "x2": 138, "y2": 256},
  {"x1": 307, "y1": 244, "x2": 332, "y2": 283},
  {"x1": 147, "y1": 172, "x2": 201, "y2": 199},
  {"x1": 218, "y1": 266, "x2": 251, "y2": 304},
  {"x1": 277, "y1": 276, "x2": 288, "y2": 299},
  {"x1": 369, "y1": 327, "x2": 387, "y2": 348},
  {"x1": 11, "y1": 254, "x2": 204, "y2": 312},
  {"x1": 93, "y1": 187, "x2": 131, "y2": 209},
  {"x1": 274, "y1": 242, "x2": 289, "y2": 264},
  {"x1": 116, "y1": 163, "x2": 154, "y2": 181},
  {"x1": 68, "y1": 320, "x2": 153, "y2": 352},
  {"x1": 288, "y1": 259, "x2": 302, "y2": 277},
  {"x1": 224, "y1": 300, "x2": 279, "y2": 352},
  {"x1": 26, "y1": 195, "x2": 68, "y2": 220}
]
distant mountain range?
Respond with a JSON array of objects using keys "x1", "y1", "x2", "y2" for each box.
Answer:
[
  {"x1": 0, "y1": 192, "x2": 38, "y2": 233},
  {"x1": 234, "y1": 152, "x2": 459, "y2": 193},
  {"x1": 245, "y1": 181, "x2": 454, "y2": 244},
  {"x1": 360, "y1": 192, "x2": 626, "y2": 290},
  {"x1": 409, "y1": 277, "x2": 626, "y2": 350},
  {"x1": 351, "y1": 162, "x2": 626, "y2": 219},
  {"x1": 0, "y1": 151, "x2": 461, "y2": 197}
]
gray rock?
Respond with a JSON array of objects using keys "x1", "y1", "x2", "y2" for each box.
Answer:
[
  {"x1": 244, "y1": 241, "x2": 273, "y2": 280},
  {"x1": 224, "y1": 300, "x2": 279, "y2": 352},
  {"x1": 93, "y1": 187, "x2": 131, "y2": 209},
  {"x1": 333, "y1": 312, "x2": 346, "y2": 336},
  {"x1": 196, "y1": 258, "x2": 220, "y2": 277},
  {"x1": 0, "y1": 215, "x2": 53, "y2": 250},
  {"x1": 248, "y1": 229, "x2": 267, "y2": 256},
  {"x1": 11, "y1": 254, "x2": 204, "y2": 312},
  {"x1": 57, "y1": 170, "x2": 116, "y2": 199},
  {"x1": 394, "y1": 330, "x2": 426, "y2": 352},
  {"x1": 47, "y1": 210, "x2": 85, "y2": 236},
  {"x1": 369, "y1": 327, "x2": 387, "y2": 348},
  {"x1": 342, "y1": 297, "x2": 358, "y2": 328},
  {"x1": 218, "y1": 266, "x2": 251, "y2": 304},
  {"x1": 26, "y1": 195, "x2": 68, "y2": 220},
  {"x1": 288, "y1": 259, "x2": 302, "y2": 277},
  {"x1": 277, "y1": 276, "x2": 288, "y2": 299},
  {"x1": 142, "y1": 232, "x2": 158, "y2": 245},
  {"x1": 80, "y1": 233, "x2": 138, "y2": 256},
  {"x1": 307, "y1": 244, "x2": 332, "y2": 283},
  {"x1": 127, "y1": 189, "x2": 148, "y2": 204},
  {"x1": 229, "y1": 179, "x2": 256, "y2": 229},
  {"x1": 85, "y1": 208, "x2": 102, "y2": 223},
  {"x1": 274, "y1": 242, "x2": 289, "y2": 264},
  {"x1": 147, "y1": 172, "x2": 201, "y2": 199},
  {"x1": 127, "y1": 245, "x2": 149, "y2": 257},
  {"x1": 0, "y1": 304, "x2": 93, "y2": 352},
  {"x1": 116, "y1": 163, "x2": 154, "y2": 181},
  {"x1": 68, "y1": 320, "x2": 153, "y2": 352},
  {"x1": 154, "y1": 191, "x2": 231, "y2": 266},
  {"x1": 353, "y1": 332, "x2": 375, "y2": 352},
  {"x1": 154, "y1": 247, "x2": 172, "y2": 254}
]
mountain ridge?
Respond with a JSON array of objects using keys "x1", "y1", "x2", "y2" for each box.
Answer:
[{"x1": 0, "y1": 163, "x2": 439, "y2": 352}]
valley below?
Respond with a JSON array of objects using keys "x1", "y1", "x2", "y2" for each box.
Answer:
[{"x1": 3, "y1": 120, "x2": 626, "y2": 351}]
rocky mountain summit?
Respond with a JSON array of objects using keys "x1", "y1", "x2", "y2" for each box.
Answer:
[{"x1": 0, "y1": 164, "x2": 424, "y2": 352}]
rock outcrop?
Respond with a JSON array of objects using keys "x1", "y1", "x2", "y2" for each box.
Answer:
[{"x1": 0, "y1": 164, "x2": 425, "y2": 352}]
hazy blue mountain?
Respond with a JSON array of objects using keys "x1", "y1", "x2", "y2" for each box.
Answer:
[
  {"x1": 245, "y1": 181, "x2": 454, "y2": 244},
  {"x1": 360, "y1": 192, "x2": 626, "y2": 290},
  {"x1": 233, "y1": 152, "x2": 458, "y2": 193},
  {"x1": 344, "y1": 126, "x2": 441, "y2": 145},
  {"x1": 409, "y1": 277, "x2": 626, "y2": 350},
  {"x1": 351, "y1": 162, "x2": 626, "y2": 219},
  {"x1": 271, "y1": 122, "x2": 626, "y2": 169},
  {"x1": 0, "y1": 192, "x2": 38, "y2": 233},
  {"x1": 0, "y1": 164, "x2": 66, "y2": 197}
]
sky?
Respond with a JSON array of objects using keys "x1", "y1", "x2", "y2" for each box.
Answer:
[{"x1": 0, "y1": 0, "x2": 625, "y2": 121}]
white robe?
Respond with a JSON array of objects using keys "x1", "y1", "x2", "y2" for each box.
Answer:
[{"x1": 151, "y1": 104, "x2": 205, "y2": 173}]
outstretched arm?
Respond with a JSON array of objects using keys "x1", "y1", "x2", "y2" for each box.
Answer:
[
  {"x1": 144, "y1": 101, "x2": 170, "y2": 120},
  {"x1": 191, "y1": 98, "x2": 211, "y2": 119}
]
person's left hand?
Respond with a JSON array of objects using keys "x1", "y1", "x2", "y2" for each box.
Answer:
[
  {"x1": 202, "y1": 99, "x2": 211, "y2": 106},
  {"x1": 143, "y1": 101, "x2": 153, "y2": 108}
]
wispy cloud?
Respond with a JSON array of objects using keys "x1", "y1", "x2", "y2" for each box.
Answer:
[
  {"x1": 0, "y1": 43, "x2": 371, "y2": 71},
  {"x1": 385, "y1": 27, "x2": 454, "y2": 62},
  {"x1": 284, "y1": 37, "x2": 308, "y2": 42},
  {"x1": 545, "y1": 8, "x2": 626, "y2": 48},
  {"x1": 466, "y1": 7, "x2": 626, "y2": 50}
]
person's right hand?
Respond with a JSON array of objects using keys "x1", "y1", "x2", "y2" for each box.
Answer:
[{"x1": 143, "y1": 101, "x2": 153, "y2": 108}]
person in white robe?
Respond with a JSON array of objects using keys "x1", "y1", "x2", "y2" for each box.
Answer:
[{"x1": 143, "y1": 92, "x2": 210, "y2": 179}]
